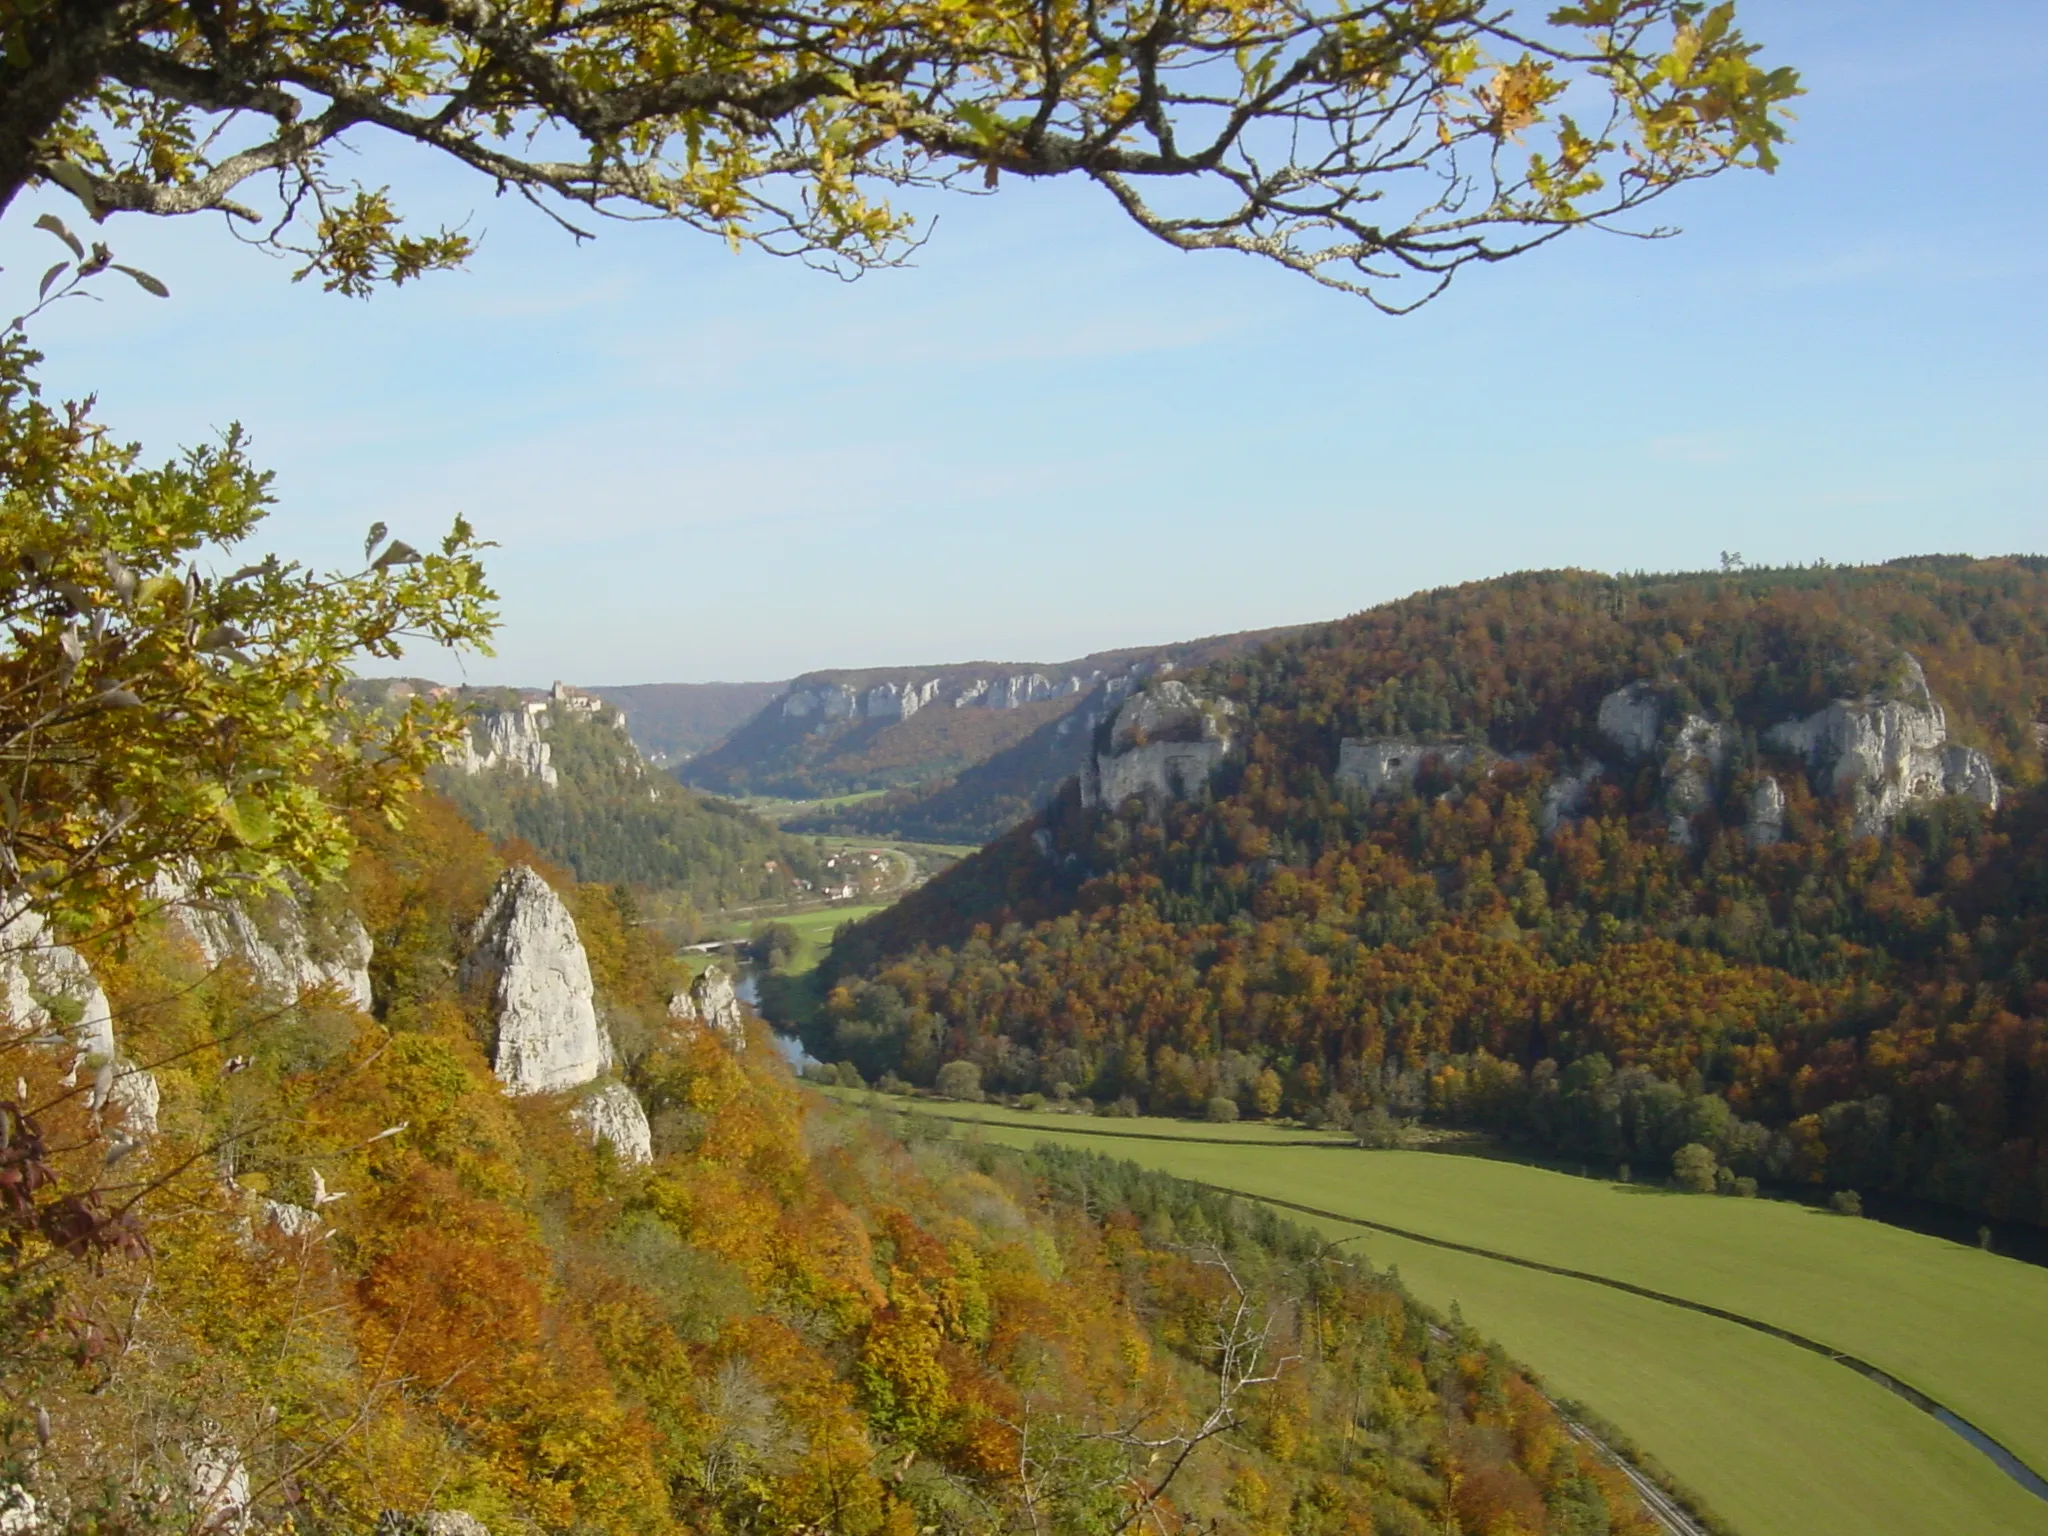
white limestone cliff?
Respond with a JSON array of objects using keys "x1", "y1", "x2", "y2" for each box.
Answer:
[
  {"x1": 1081, "y1": 681, "x2": 1235, "y2": 811},
  {"x1": 864, "y1": 679, "x2": 941, "y2": 720},
  {"x1": 1, "y1": 906, "x2": 158, "y2": 1133},
  {"x1": 668, "y1": 964, "x2": 746, "y2": 1047},
  {"x1": 1334, "y1": 739, "x2": 1494, "y2": 799},
  {"x1": 783, "y1": 668, "x2": 1141, "y2": 729},
  {"x1": 186, "y1": 1435, "x2": 249, "y2": 1533},
  {"x1": 1661, "y1": 715, "x2": 1734, "y2": 846},
  {"x1": 1745, "y1": 776, "x2": 1787, "y2": 846},
  {"x1": 570, "y1": 1082, "x2": 652, "y2": 1166},
  {"x1": 1763, "y1": 656, "x2": 1999, "y2": 836},
  {"x1": 1596, "y1": 683, "x2": 1665, "y2": 763},
  {"x1": 157, "y1": 877, "x2": 373, "y2": 1011},
  {"x1": 1590, "y1": 655, "x2": 1999, "y2": 844},
  {"x1": 460, "y1": 867, "x2": 612, "y2": 1095},
  {"x1": 451, "y1": 702, "x2": 556, "y2": 786},
  {"x1": 987, "y1": 673, "x2": 1056, "y2": 709}
]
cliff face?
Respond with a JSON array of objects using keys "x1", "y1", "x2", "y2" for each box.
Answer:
[
  {"x1": 1762, "y1": 656, "x2": 1997, "y2": 836},
  {"x1": 668, "y1": 963, "x2": 747, "y2": 1048},
  {"x1": 569, "y1": 1081, "x2": 652, "y2": 1165},
  {"x1": 451, "y1": 701, "x2": 556, "y2": 785},
  {"x1": 158, "y1": 877, "x2": 374, "y2": 1011},
  {"x1": 1334, "y1": 739, "x2": 1494, "y2": 798},
  {"x1": 445, "y1": 682, "x2": 653, "y2": 791},
  {"x1": 460, "y1": 866, "x2": 613, "y2": 1096},
  {"x1": 683, "y1": 626, "x2": 1300, "y2": 803},
  {"x1": 782, "y1": 668, "x2": 1105, "y2": 728},
  {"x1": 1, "y1": 908, "x2": 158, "y2": 1133},
  {"x1": 1331, "y1": 653, "x2": 2000, "y2": 846},
  {"x1": 1081, "y1": 681, "x2": 1236, "y2": 812}
]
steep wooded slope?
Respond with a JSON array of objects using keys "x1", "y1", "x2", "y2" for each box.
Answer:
[
  {"x1": 818, "y1": 559, "x2": 2048, "y2": 1226},
  {"x1": 429, "y1": 687, "x2": 823, "y2": 906},
  {"x1": 1, "y1": 793, "x2": 1655, "y2": 1535}
]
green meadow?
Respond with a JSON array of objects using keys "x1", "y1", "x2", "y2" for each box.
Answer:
[
  {"x1": 826, "y1": 1091, "x2": 2048, "y2": 1536},
  {"x1": 768, "y1": 904, "x2": 886, "y2": 973}
]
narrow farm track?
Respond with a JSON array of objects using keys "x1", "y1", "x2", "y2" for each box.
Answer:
[{"x1": 884, "y1": 1104, "x2": 2048, "y2": 1514}]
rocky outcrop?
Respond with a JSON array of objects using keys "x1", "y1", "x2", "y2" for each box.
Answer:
[
  {"x1": 864, "y1": 679, "x2": 941, "y2": 720},
  {"x1": 1596, "y1": 683, "x2": 1665, "y2": 763},
  {"x1": 987, "y1": 673, "x2": 1055, "y2": 709},
  {"x1": 784, "y1": 669, "x2": 1134, "y2": 727},
  {"x1": 376, "y1": 1513, "x2": 491, "y2": 1536},
  {"x1": 1943, "y1": 745, "x2": 1999, "y2": 806},
  {"x1": 1, "y1": 907, "x2": 158, "y2": 1133},
  {"x1": 1763, "y1": 656, "x2": 1998, "y2": 836},
  {"x1": 451, "y1": 702, "x2": 556, "y2": 786},
  {"x1": 186, "y1": 1436, "x2": 249, "y2": 1532},
  {"x1": 1334, "y1": 739, "x2": 1494, "y2": 799},
  {"x1": 668, "y1": 964, "x2": 746, "y2": 1047},
  {"x1": 1590, "y1": 657, "x2": 2001, "y2": 844},
  {"x1": 783, "y1": 683, "x2": 861, "y2": 724},
  {"x1": 1080, "y1": 682, "x2": 1235, "y2": 811},
  {"x1": 570, "y1": 1082, "x2": 652, "y2": 1166},
  {"x1": 0, "y1": 1484, "x2": 38, "y2": 1535},
  {"x1": 157, "y1": 877, "x2": 373, "y2": 1011},
  {"x1": 460, "y1": 867, "x2": 611, "y2": 1096},
  {"x1": 1661, "y1": 715, "x2": 1734, "y2": 846},
  {"x1": 1745, "y1": 776, "x2": 1787, "y2": 846},
  {"x1": 262, "y1": 1198, "x2": 323, "y2": 1239},
  {"x1": 1539, "y1": 758, "x2": 1606, "y2": 836}
]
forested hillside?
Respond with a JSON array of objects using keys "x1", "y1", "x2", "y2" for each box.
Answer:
[
  {"x1": 431, "y1": 690, "x2": 823, "y2": 910},
  {"x1": 817, "y1": 559, "x2": 2048, "y2": 1227},
  {"x1": 3, "y1": 793, "x2": 1658, "y2": 1535},
  {"x1": 787, "y1": 682, "x2": 1116, "y2": 845},
  {"x1": 587, "y1": 680, "x2": 788, "y2": 765}
]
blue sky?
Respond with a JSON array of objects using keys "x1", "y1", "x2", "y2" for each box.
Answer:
[{"x1": 3, "y1": 1, "x2": 2042, "y2": 687}]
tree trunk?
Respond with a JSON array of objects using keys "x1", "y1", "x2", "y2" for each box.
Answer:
[{"x1": 0, "y1": 0, "x2": 148, "y2": 219}]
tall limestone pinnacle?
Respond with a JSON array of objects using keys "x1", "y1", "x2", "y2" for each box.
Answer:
[{"x1": 460, "y1": 866, "x2": 613, "y2": 1095}]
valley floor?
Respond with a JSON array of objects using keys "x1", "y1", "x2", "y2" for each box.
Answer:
[{"x1": 817, "y1": 1090, "x2": 2048, "y2": 1536}]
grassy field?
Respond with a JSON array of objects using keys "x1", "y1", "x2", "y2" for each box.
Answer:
[
  {"x1": 764, "y1": 904, "x2": 885, "y2": 973},
  {"x1": 824, "y1": 1091, "x2": 2048, "y2": 1536},
  {"x1": 738, "y1": 791, "x2": 890, "y2": 823}
]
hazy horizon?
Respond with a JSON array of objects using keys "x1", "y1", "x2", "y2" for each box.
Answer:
[{"x1": 3, "y1": 0, "x2": 2041, "y2": 687}]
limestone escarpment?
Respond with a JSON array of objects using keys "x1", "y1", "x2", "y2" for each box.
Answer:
[
  {"x1": 452, "y1": 701, "x2": 556, "y2": 785},
  {"x1": 1538, "y1": 757, "x2": 1606, "y2": 835},
  {"x1": 156, "y1": 876, "x2": 373, "y2": 1011},
  {"x1": 1595, "y1": 683, "x2": 1665, "y2": 764},
  {"x1": 667, "y1": 963, "x2": 746, "y2": 1048},
  {"x1": 1583, "y1": 654, "x2": 1999, "y2": 844},
  {"x1": 569, "y1": 1081, "x2": 652, "y2": 1166},
  {"x1": 782, "y1": 669, "x2": 1104, "y2": 731},
  {"x1": 1, "y1": 907, "x2": 158, "y2": 1133},
  {"x1": 1762, "y1": 656, "x2": 1998, "y2": 836},
  {"x1": 1334, "y1": 739, "x2": 1495, "y2": 799},
  {"x1": 1081, "y1": 681, "x2": 1236, "y2": 811},
  {"x1": 445, "y1": 682, "x2": 650, "y2": 789},
  {"x1": 1328, "y1": 652, "x2": 1999, "y2": 849},
  {"x1": 460, "y1": 866, "x2": 612, "y2": 1095},
  {"x1": 681, "y1": 628, "x2": 1298, "y2": 809}
]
